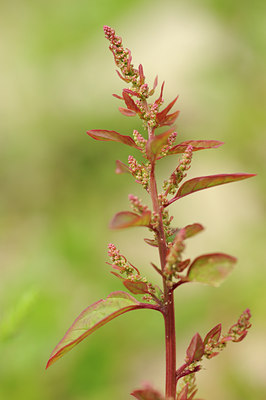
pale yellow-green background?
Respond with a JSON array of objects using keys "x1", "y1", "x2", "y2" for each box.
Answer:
[{"x1": 0, "y1": 0, "x2": 265, "y2": 399}]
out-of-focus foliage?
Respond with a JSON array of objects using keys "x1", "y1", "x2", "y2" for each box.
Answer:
[{"x1": 0, "y1": 0, "x2": 265, "y2": 399}]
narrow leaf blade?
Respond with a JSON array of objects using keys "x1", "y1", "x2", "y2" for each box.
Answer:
[
  {"x1": 115, "y1": 160, "x2": 130, "y2": 174},
  {"x1": 168, "y1": 140, "x2": 224, "y2": 155},
  {"x1": 175, "y1": 173, "x2": 256, "y2": 200},
  {"x1": 188, "y1": 253, "x2": 237, "y2": 287},
  {"x1": 87, "y1": 129, "x2": 139, "y2": 148},
  {"x1": 119, "y1": 107, "x2": 137, "y2": 117},
  {"x1": 109, "y1": 211, "x2": 151, "y2": 229},
  {"x1": 46, "y1": 292, "x2": 142, "y2": 369}
]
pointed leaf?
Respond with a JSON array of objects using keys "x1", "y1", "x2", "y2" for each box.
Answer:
[
  {"x1": 46, "y1": 291, "x2": 143, "y2": 369},
  {"x1": 131, "y1": 387, "x2": 164, "y2": 400},
  {"x1": 144, "y1": 238, "x2": 159, "y2": 247},
  {"x1": 174, "y1": 173, "x2": 256, "y2": 200},
  {"x1": 158, "y1": 110, "x2": 180, "y2": 127},
  {"x1": 119, "y1": 107, "x2": 137, "y2": 117},
  {"x1": 123, "y1": 280, "x2": 149, "y2": 295},
  {"x1": 115, "y1": 160, "x2": 130, "y2": 174},
  {"x1": 146, "y1": 130, "x2": 174, "y2": 160},
  {"x1": 186, "y1": 333, "x2": 204, "y2": 363},
  {"x1": 87, "y1": 129, "x2": 139, "y2": 148},
  {"x1": 110, "y1": 211, "x2": 151, "y2": 229},
  {"x1": 177, "y1": 384, "x2": 188, "y2": 400},
  {"x1": 188, "y1": 253, "x2": 237, "y2": 287},
  {"x1": 168, "y1": 140, "x2": 224, "y2": 155},
  {"x1": 204, "y1": 323, "x2": 222, "y2": 345},
  {"x1": 122, "y1": 91, "x2": 141, "y2": 113},
  {"x1": 156, "y1": 96, "x2": 178, "y2": 124}
]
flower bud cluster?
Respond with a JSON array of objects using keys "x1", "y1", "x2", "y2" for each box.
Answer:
[
  {"x1": 128, "y1": 194, "x2": 149, "y2": 214},
  {"x1": 128, "y1": 155, "x2": 150, "y2": 190},
  {"x1": 226, "y1": 308, "x2": 252, "y2": 342},
  {"x1": 160, "y1": 131, "x2": 178, "y2": 157},
  {"x1": 103, "y1": 26, "x2": 138, "y2": 85},
  {"x1": 161, "y1": 208, "x2": 174, "y2": 237},
  {"x1": 132, "y1": 129, "x2": 147, "y2": 151},
  {"x1": 165, "y1": 230, "x2": 186, "y2": 279},
  {"x1": 163, "y1": 145, "x2": 193, "y2": 196},
  {"x1": 107, "y1": 243, "x2": 135, "y2": 276}
]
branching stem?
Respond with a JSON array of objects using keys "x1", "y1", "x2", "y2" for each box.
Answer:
[{"x1": 148, "y1": 126, "x2": 177, "y2": 399}]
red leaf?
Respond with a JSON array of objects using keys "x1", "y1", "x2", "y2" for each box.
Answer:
[
  {"x1": 138, "y1": 64, "x2": 145, "y2": 85},
  {"x1": 87, "y1": 129, "x2": 139, "y2": 148},
  {"x1": 186, "y1": 333, "x2": 204, "y2": 363},
  {"x1": 149, "y1": 75, "x2": 158, "y2": 96},
  {"x1": 155, "y1": 81, "x2": 165, "y2": 104},
  {"x1": 204, "y1": 324, "x2": 222, "y2": 345},
  {"x1": 156, "y1": 96, "x2": 178, "y2": 124},
  {"x1": 146, "y1": 130, "x2": 174, "y2": 160},
  {"x1": 131, "y1": 387, "x2": 164, "y2": 400},
  {"x1": 46, "y1": 291, "x2": 143, "y2": 369},
  {"x1": 123, "y1": 280, "x2": 149, "y2": 295},
  {"x1": 115, "y1": 160, "x2": 130, "y2": 174},
  {"x1": 122, "y1": 91, "x2": 141, "y2": 113},
  {"x1": 109, "y1": 211, "x2": 151, "y2": 229},
  {"x1": 158, "y1": 110, "x2": 180, "y2": 127},
  {"x1": 119, "y1": 107, "x2": 137, "y2": 117},
  {"x1": 177, "y1": 384, "x2": 188, "y2": 400},
  {"x1": 112, "y1": 93, "x2": 123, "y2": 100},
  {"x1": 174, "y1": 173, "x2": 256, "y2": 200},
  {"x1": 168, "y1": 140, "x2": 224, "y2": 155}
]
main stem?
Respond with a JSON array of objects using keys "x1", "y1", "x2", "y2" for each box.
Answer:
[{"x1": 150, "y1": 161, "x2": 176, "y2": 400}]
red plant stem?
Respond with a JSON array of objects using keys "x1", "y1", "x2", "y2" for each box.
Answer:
[{"x1": 149, "y1": 156, "x2": 177, "y2": 400}]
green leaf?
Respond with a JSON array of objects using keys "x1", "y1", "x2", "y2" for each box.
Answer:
[
  {"x1": 46, "y1": 291, "x2": 144, "y2": 369},
  {"x1": 183, "y1": 223, "x2": 204, "y2": 238},
  {"x1": 174, "y1": 173, "x2": 256, "y2": 200},
  {"x1": 146, "y1": 129, "x2": 174, "y2": 160},
  {"x1": 188, "y1": 253, "x2": 237, "y2": 287},
  {"x1": 87, "y1": 129, "x2": 139, "y2": 148},
  {"x1": 109, "y1": 211, "x2": 151, "y2": 229},
  {"x1": 168, "y1": 140, "x2": 223, "y2": 155}
]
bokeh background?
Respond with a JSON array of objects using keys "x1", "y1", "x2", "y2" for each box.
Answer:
[{"x1": 0, "y1": 0, "x2": 265, "y2": 399}]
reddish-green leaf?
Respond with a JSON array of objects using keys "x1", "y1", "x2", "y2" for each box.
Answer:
[
  {"x1": 177, "y1": 384, "x2": 188, "y2": 400},
  {"x1": 186, "y1": 333, "x2": 204, "y2": 363},
  {"x1": 122, "y1": 91, "x2": 141, "y2": 113},
  {"x1": 168, "y1": 140, "x2": 224, "y2": 155},
  {"x1": 119, "y1": 107, "x2": 137, "y2": 117},
  {"x1": 115, "y1": 160, "x2": 130, "y2": 174},
  {"x1": 123, "y1": 280, "x2": 149, "y2": 295},
  {"x1": 131, "y1": 387, "x2": 164, "y2": 400},
  {"x1": 188, "y1": 253, "x2": 237, "y2": 287},
  {"x1": 156, "y1": 96, "x2": 178, "y2": 124},
  {"x1": 183, "y1": 223, "x2": 204, "y2": 238},
  {"x1": 109, "y1": 211, "x2": 151, "y2": 229},
  {"x1": 174, "y1": 173, "x2": 256, "y2": 200},
  {"x1": 46, "y1": 291, "x2": 143, "y2": 369},
  {"x1": 204, "y1": 323, "x2": 222, "y2": 345},
  {"x1": 158, "y1": 110, "x2": 180, "y2": 127},
  {"x1": 87, "y1": 129, "x2": 139, "y2": 148},
  {"x1": 146, "y1": 129, "x2": 174, "y2": 160}
]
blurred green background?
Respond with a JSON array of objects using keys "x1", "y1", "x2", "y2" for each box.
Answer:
[{"x1": 0, "y1": 0, "x2": 265, "y2": 399}]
